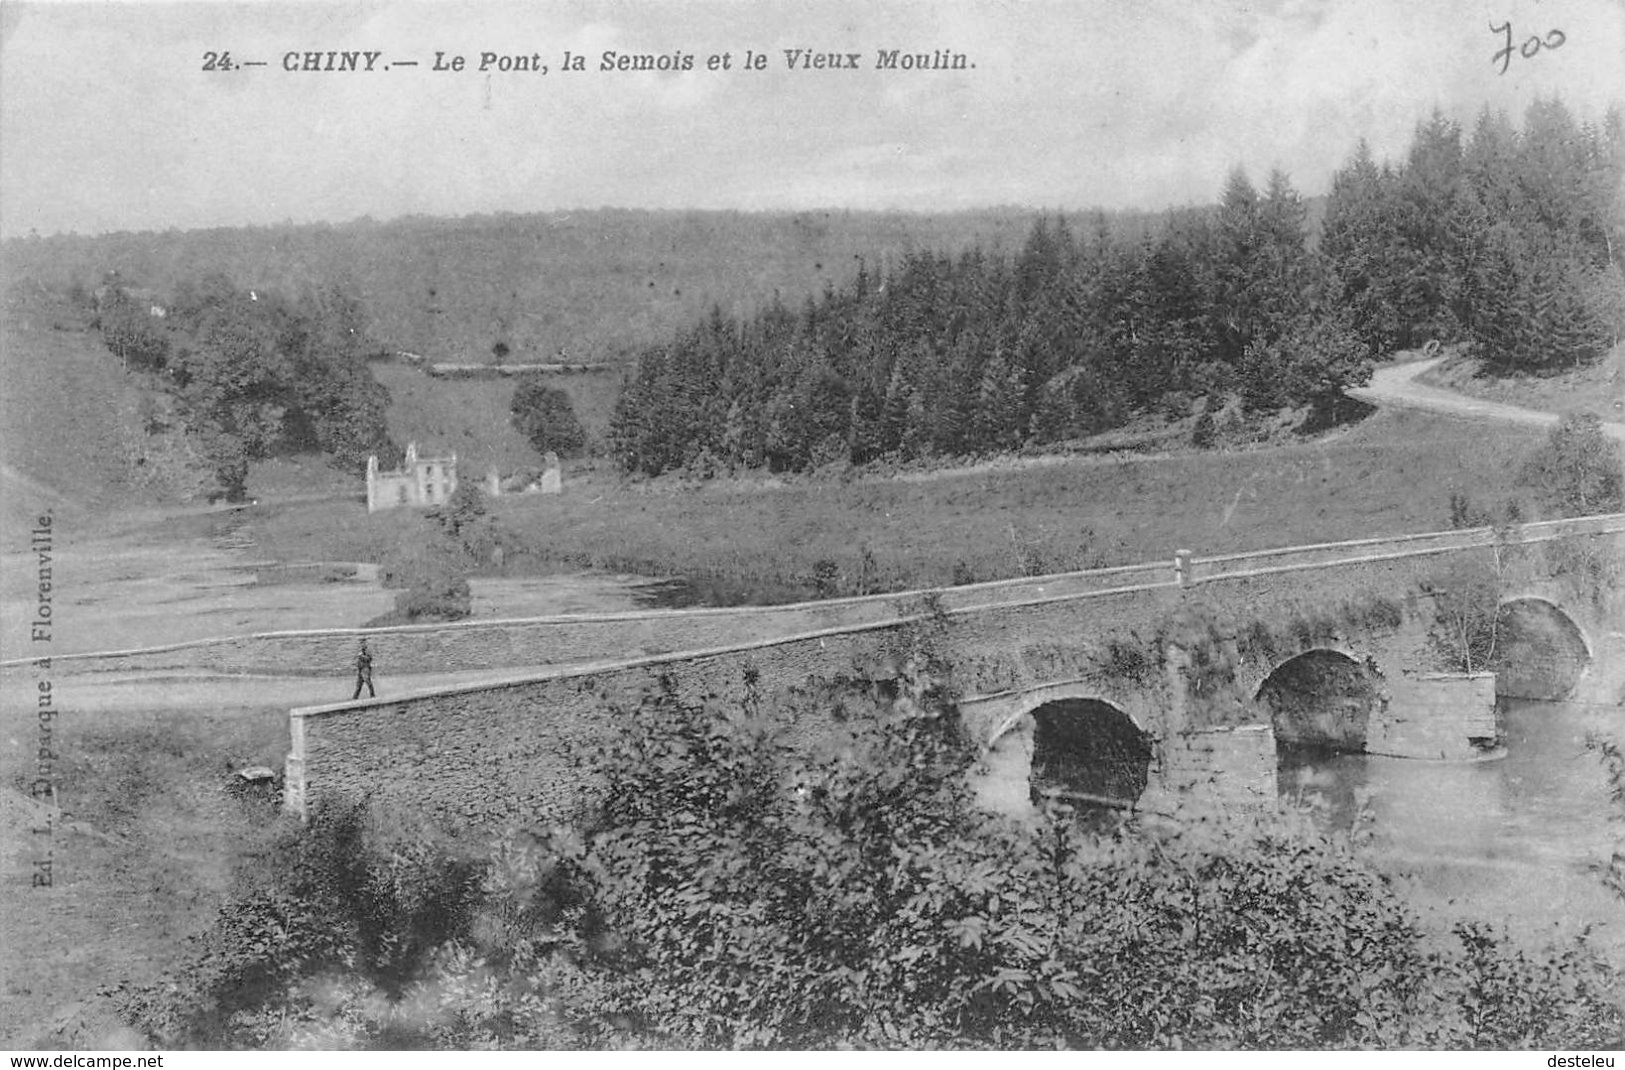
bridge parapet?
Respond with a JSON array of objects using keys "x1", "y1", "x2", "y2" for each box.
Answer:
[
  {"x1": 14, "y1": 515, "x2": 1621, "y2": 682},
  {"x1": 1187, "y1": 514, "x2": 1625, "y2": 587}
]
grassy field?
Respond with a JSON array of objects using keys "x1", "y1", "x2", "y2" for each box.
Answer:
[
  {"x1": 0, "y1": 700, "x2": 290, "y2": 1046},
  {"x1": 502, "y1": 407, "x2": 1549, "y2": 600},
  {"x1": 237, "y1": 404, "x2": 1552, "y2": 604}
]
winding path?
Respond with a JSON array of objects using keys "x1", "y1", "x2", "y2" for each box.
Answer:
[{"x1": 1348, "y1": 357, "x2": 1625, "y2": 442}]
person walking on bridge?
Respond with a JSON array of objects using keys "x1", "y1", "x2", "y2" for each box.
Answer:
[{"x1": 352, "y1": 639, "x2": 376, "y2": 700}]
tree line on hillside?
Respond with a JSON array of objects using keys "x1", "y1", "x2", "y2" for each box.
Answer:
[
  {"x1": 94, "y1": 274, "x2": 393, "y2": 499},
  {"x1": 610, "y1": 97, "x2": 1625, "y2": 477}
]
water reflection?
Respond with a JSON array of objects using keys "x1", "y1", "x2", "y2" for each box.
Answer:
[
  {"x1": 1280, "y1": 698, "x2": 1625, "y2": 948},
  {"x1": 1283, "y1": 700, "x2": 1617, "y2": 863}
]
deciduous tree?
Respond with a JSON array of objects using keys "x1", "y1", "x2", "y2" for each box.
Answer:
[{"x1": 511, "y1": 376, "x2": 588, "y2": 457}]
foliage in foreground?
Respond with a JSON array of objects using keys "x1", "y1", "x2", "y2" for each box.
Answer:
[{"x1": 120, "y1": 675, "x2": 1624, "y2": 1050}]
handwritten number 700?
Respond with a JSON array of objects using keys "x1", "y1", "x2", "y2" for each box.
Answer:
[{"x1": 1490, "y1": 21, "x2": 1566, "y2": 74}]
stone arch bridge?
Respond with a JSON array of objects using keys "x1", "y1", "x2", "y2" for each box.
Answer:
[{"x1": 263, "y1": 513, "x2": 1623, "y2": 832}]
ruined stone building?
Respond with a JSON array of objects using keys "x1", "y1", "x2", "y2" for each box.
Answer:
[
  {"x1": 483, "y1": 452, "x2": 563, "y2": 498},
  {"x1": 366, "y1": 442, "x2": 457, "y2": 512}
]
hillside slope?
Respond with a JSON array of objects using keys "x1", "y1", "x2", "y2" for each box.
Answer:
[
  {"x1": 1, "y1": 209, "x2": 1075, "y2": 364},
  {"x1": 0, "y1": 276, "x2": 623, "y2": 531},
  {"x1": 370, "y1": 362, "x2": 544, "y2": 474},
  {"x1": 0, "y1": 282, "x2": 159, "y2": 536}
]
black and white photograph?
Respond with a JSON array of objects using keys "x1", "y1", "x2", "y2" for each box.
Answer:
[{"x1": 2, "y1": 0, "x2": 1624, "y2": 1054}]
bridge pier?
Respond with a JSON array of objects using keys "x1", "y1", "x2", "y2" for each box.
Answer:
[
  {"x1": 1247, "y1": 645, "x2": 1502, "y2": 762},
  {"x1": 1366, "y1": 672, "x2": 1498, "y2": 760},
  {"x1": 968, "y1": 687, "x2": 1281, "y2": 823}
]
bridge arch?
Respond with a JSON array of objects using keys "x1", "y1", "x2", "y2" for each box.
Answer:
[
  {"x1": 1490, "y1": 595, "x2": 1591, "y2": 700},
  {"x1": 984, "y1": 681, "x2": 1151, "y2": 748},
  {"x1": 983, "y1": 685, "x2": 1154, "y2": 819},
  {"x1": 1255, "y1": 647, "x2": 1379, "y2": 755}
]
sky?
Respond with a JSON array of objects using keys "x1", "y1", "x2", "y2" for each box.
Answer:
[{"x1": 1, "y1": 0, "x2": 1622, "y2": 238}]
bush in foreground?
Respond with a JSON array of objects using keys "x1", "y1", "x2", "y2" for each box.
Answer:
[{"x1": 121, "y1": 674, "x2": 1624, "y2": 1049}]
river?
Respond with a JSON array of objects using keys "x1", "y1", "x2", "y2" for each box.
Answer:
[{"x1": 1280, "y1": 697, "x2": 1625, "y2": 958}]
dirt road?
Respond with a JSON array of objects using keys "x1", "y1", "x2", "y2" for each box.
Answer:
[{"x1": 1350, "y1": 358, "x2": 1625, "y2": 442}]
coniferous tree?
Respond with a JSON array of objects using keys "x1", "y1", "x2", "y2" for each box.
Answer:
[
  {"x1": 603, "y1": 92, "x2": 1617, "y2": 477},
  {"x1": 1392, "y1": 110, "x2": 1474, "y2": 345},
  {"x1": 1214, "y1": 167, "x2": 1264, "y2": 364},
  {"x1": 1323, "y1": 140, "x2": 1407, "y2": 356}
]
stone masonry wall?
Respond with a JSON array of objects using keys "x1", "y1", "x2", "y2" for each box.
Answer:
[
  {"x1": 278, "y1": 519, "x2": 1623, "y2": 832},
  {"x1": 1367, "y1": 673, "x2": 1498, "y2": 760},
  {"x1": 1146, "y1": 726, "x2": 1279, "y2": 817},
  {"x1": 288, "y1": 620, "x2": 921, "y2": 830}
]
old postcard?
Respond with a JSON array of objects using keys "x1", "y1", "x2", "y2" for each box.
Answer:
[{"x1": 3, "y1": 0, "x2": 1624, "y2": 1056}]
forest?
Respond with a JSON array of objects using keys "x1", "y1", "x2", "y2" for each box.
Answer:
[{"x1": 610, "y1": 98, "x2": 1624, "y2": 476}]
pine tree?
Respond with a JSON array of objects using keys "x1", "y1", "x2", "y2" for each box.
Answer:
[
  {"x1": 1392, "y1": 110, "x2": 1472, "y2": 345},
  {"x1": 1214, "y1": 167, "x2": 1263, "y2": 364},
  {"x1": 1323, "y1": 140, "x2": 1406, "y2": 355},
  {"x1": 1256, "y1": 168, "x2": 1314, "y2": 345}
]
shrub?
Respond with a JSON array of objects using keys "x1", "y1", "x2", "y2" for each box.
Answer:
[
  {"x1": 123, "y1": 670, "x2": 1625, "y2": 1049},
  {"x1": 810, "y1": 558, "x2": 839, "y2": 598},
  {"x1": 378, "y1": 535, "x2": 472, "y2": 622},
  {"x1": 117, "y1": 803, "x2": 484, "y2": 1049},
  {"x1": 461, "y1": 668, "x2": 1621, "y2": 1049},
  {"x1": 1190, "y1": 409, "x2": 1216, "y2": 448},
  {"x1": 1449, "y1": 491, "x2": 1495, "y2": 530},
  {"x1": 1520, "y1": 413, "x2": 1625, "y2": 518},
  {"x1": 429, "y1": 481, "x2": 497, "y2": 564},
  {"x1": 1103, "y1": 636, "x2": 1155, "y2": 683},
  {"x1": 1423, "y1": 558, "x2": 1504, "y2": 673}
]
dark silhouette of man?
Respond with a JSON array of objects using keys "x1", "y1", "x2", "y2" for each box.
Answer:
[{"x1": 352, "y1": 640, "x2": 375, "y2": 699}]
